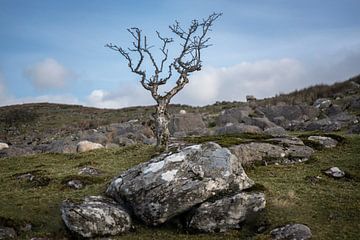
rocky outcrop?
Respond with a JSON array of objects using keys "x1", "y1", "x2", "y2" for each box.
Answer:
[
  {"x1": 61, "y1": 196, "x2": 131, "y2": 238},
  {"x1": 106, "y1": 142, "x2": 254, "y2": 226},
  {"x1": 169, "y1": 113, "x2": 206, "y2": 137},
  {"x1": 270, "y1": 223, "x2": 312, "y2": 240},
  {"x1": 188, "y1": 192, "x2": 266, "y2": 232},
  {"x1": 76, "y1": 140, "x2": 104, "y2": 153},
  {"x1": 264, "y1": 126, "x2": 288, "y2": 137}
]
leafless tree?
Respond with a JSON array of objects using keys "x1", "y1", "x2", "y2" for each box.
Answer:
[{"x1": 106, "y1": 13, "x2": 221, "y2": 150}]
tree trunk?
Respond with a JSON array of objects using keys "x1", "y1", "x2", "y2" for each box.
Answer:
[{"x1": 154, "y1": 100, "x2": 170, "y2": 150}]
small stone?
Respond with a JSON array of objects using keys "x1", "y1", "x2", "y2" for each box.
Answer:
[
  {"x1": 76, "y1": 140, "x2": 104, "y2": 153},
  {"x1": 78, "y1": 167, "x2": 100, "y2": 176},
  {"x1": 270, "y1": 223, "x2": 312, "y2": 240},
  {"x1": 325, "y1": 167, "x2": 345, "y2": 178},
  {"x1": 0, "y1": 143, "x2": 9, "y2": 150},
  {"x1": 67, "y1": 180, "x2": 84, "y2": 189},
  {"x1": 16, "y1": 173, "x2": 35, "y2": 181}
]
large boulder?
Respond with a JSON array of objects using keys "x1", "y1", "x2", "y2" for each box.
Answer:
[
  {"x1": 216, "y1": 107, "x2": 253, "y2": 126},
  {"x1": 258, "y1": 105, "x2": 319, "y2": 123},
  {"x1": 188, "y1": 192, "x2": 266, "y2": 232},
  {"x1": 76, "y1": 140, "x2": 104, "y2": 153},
  {"x1": 270, "y1": 223, "x2": 312, "y2": 240},
  {"x1": 78, "y1": 130, "x2": 108, "y2": 145},
  {"x1": 169, "y1": 113, "x2": 206, "y2": 137},
  {"x1": 106, "y1": 142, "x2": 254, "y2": 226},
  {"x1": 61, "y1": 196, "x2": 131, "y2": 238}
]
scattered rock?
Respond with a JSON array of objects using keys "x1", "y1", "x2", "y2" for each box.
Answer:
[
  {"x1": 264, "y1": 126, "x2": 288, "y2": 137},
  {"x1": 324, "y1": 167, "x2": 345, "y2": 178},
  {"x1": 188, "y1": 192, "x2": 266, "y2": 232},
  {"x1": 307, "y1": 136, "x2": 338, "y2": 148},
  {"x1": 15, "y1": 172, "x2": 51, "y2": 187},
  {"x1": 215, "y1": 123, "x2": 263, "y2": 135},
  {"x1": 0, "y1": 226, "x2": 17, "y2": 239},
  {"x1": 106, "y1": 142, "x2": 254, "y2": 226},
  {"x1": 67, "y1": 180, "x2": 84, "y2": 189},
  {"x1": 76, "y1": 140, "x2": 104, "y2": 153},
  {"x1": 78, "y1": 167, "x2": 101, "y2": 176},
  {"x1": 270, "y1": 223, "x2": 312, "y2": 240},
  {"x1": 314, "y1": 98, "x2": 332, "y2": 109},
  {"x1": 267, "y1": 137, "x2": 304, "y2": 147},
  {"x1": 61, "y1": 196, "x2": 131, "y2": 238},
  {"x1": 0, "y1": 143, "x2": 9, "y2": 151}
]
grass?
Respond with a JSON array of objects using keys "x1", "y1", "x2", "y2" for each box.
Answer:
[{"x1": 0, "y1": 136, "x2": 359, "y2": 239}]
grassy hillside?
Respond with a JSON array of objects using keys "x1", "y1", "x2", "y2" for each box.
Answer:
[{"x1": 0, "y1": 134, "x2": 359, "y2": 239}]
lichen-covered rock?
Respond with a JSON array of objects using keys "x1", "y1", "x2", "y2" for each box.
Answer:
[
  {"x1": 324, "y1": 167, "x2": 345, "y2": 178},
  {"x1": 61, "y1": 196, "x2": 131, "y2": 238},
  {"x1": 285, "y1": 145, "x2": 315, "y2": 160},
  {"x1": 188, "y1": 192, "x2": 266, "y2": 232},
  {"x1": 76, "y1": 140, "x2": 104, "y2": 153},
  {"x1": 270, "y1": 223, "x2": 312, "y2": 240},
  {"x1": 106, "y1": 142, "x2": 254, "y2": 226},
  {"x1": 307, "y1": 136, "x2": 338, "y2": 148}
]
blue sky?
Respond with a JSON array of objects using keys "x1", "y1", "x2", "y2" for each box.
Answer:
[{"x1": 0, "y1": 0, "x2": 359, "y2": 108}]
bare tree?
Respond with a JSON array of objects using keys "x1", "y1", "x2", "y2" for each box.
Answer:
[{"x1": 106, "y1": 13, "x2": 221, "y2": 150}]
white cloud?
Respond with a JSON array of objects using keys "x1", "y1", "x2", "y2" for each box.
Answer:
[
  {"x1": 86, "y1": 84, "x2": 153, "y2": 109},
  {"x1": 173, "y1": 58, "x2": 306, "y2": 105},
  {"x1": 24, "y1": 58, "x2": 75, "y2": 90}
]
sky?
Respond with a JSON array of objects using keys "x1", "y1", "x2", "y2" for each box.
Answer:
[{"x1": 0, "y1": 0, "x2": 360, "y2": 108}]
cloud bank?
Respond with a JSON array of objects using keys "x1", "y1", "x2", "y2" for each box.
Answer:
[{"x1": 24, "y1": 58, "x2": 75, "y2": 90}]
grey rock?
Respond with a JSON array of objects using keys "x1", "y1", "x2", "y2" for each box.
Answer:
[
  {"x1": 41, "y1": 140, "x2": 77, "y2": 154},
  {"x1": 0, "y1": 145, "x2": 35, "y2": 158},
  {"x1": 314, "y1": 98, "x2": 332, "y2": 109},
  {"x1": 0, "y1": 226, "x2": 17, "y2": 239},
  {"x1": 258, "y1": 105, "x2": 319, "y2": 123},
  {"x1": 78, "y1": 167, "x2": 101, "y2": 176},
  {"x1": 230, "y1": 142, "x2": 286, "y2": 166},
  {"x1": 169, "y1": 113, "x2": 206, "y2": 137},
  {"x1": 61, "y1": 196, "x2": 131, "y2": 238},
  {"x1": 349, "y1": 123, "x2": 360, "y2": 134},
  {"x1": 267, "y1": 137, "x2": 304, "y2": 147},
  {"x1": 216, "y1": 107, "x2": 252, "y2": 126},
  {"x1": 113, "y1": 136, "x2": 136, "y2": 146},
  {"x1": 188, "y1": 192, "x2": 266, "y2": 232},
  {"x1": 285, "y1": 145, "x2": 315, "y2": 160},
  {"x1": 270, "y1": 223, "x2": 312, "y2": 240},
  {"x1": 325, "y1": 167, "x2": 345, "y2": 178},
  {"x1": 264, "y1": 126, "x2": 288, "y2": 137},
  {"x1": 215, "y1": 123, "x2": 263, "y2": 135},
  {"x1": 250, "y1": 117, "x2": 278, "y2": 130},
  {"x1": 307, "y1": 136, "x2": 338, "y2": 148},
  {"x1": 304, "y1": 118, "x2": 341, "y2": 132},
  {"x1": 67, "y1": 180, "x2": 84, "y2": 189},
  {"x1": 106, "y1": 142, "x2": 254, "y2": 226},
  {"x1": 78, "y1": 130, "x2": 108, "y2": 145}
]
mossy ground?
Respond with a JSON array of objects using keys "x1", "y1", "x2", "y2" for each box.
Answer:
[{"x1": 0, "y1": 136, "x2": 359, "y2": 239}]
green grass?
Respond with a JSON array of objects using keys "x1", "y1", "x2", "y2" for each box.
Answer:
[{"x1": 0, "y1": 136, "x2": 359, "y2": 239}]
